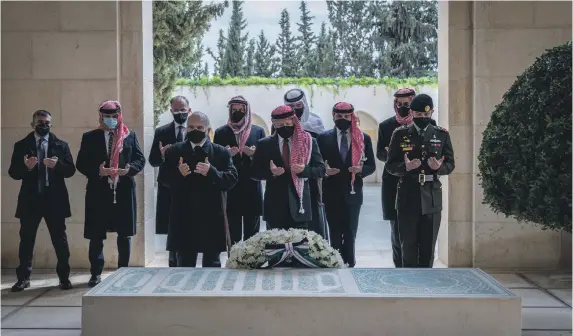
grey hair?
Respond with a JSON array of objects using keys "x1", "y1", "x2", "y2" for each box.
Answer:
[{"x1": 190, "y1": 111, "x2": 211, "y2": 129}]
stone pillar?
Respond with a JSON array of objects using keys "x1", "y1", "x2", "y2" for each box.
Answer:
[
  {"x1": 1, "y1": 1, "x2": 154, "y2": 269},
  {"x1": 438, "y1": 1, "x2": 572, "y2": 269}
]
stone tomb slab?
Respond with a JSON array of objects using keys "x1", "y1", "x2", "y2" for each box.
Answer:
[{"x1": 82, "y1": 268, "x2": 521, "y2": 336}]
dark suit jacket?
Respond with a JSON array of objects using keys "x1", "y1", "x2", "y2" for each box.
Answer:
[
  {"x1": 317, "y1": 128, "x2": 376, "y2": 206},
  {"x1": 76, "y1": 129, "x2": 146, "y2": 239},
  {"x1": 149, "y1": 121, "x2": 181, "y2": 185},
  {"x1": 213, "y1": 124, "x2": 266, "y2": 216},
  {"x1": 8, "y1": 132, "x2": 76, "y2": 219},
  {"x1": 163, "y1": 139, "x2": 238, "y2": 252},
  {"x1": 251, "y1": 134, "x2": 325, "y2": 223},
  {"x1": 376, "y1": 117, "x2": 436, "y2": 220}
]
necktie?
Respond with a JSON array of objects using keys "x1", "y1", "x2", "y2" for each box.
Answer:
[
  {"x1": 177, "y1": 126, "x2": 184, "y2": 142},
  {"x1": 38, "y1": 138, "x2": 47, "y2": 193},
  {"x1": 108, "y1": 131, "x2": 114, "y2": 158},
  {"x1": 340, "y1": 130, "x2": 349, "y2": 163},
  {"x1": 282, "y1": 138, "x2": 290, "y2": 172}
]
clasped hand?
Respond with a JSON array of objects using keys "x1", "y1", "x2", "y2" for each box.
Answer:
[{"x1": 99, "y1": 162, "x2": 130, "y2": 177}]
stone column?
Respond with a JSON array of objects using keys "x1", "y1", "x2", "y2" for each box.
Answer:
[
  {"x1": 1, "y1": 1, "x2": 154, "y2": 268},
  {"x1": 438, "y1": 1, "x2": 572, "y2": 269}
]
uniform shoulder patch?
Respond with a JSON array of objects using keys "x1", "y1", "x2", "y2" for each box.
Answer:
[{"x1": 434, "y1": 125, "x2": 449, "y2": 133}]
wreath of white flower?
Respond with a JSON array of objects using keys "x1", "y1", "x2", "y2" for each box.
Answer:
[{"x1": 225, "y1": 228, "x2": 346, "y2": 269}]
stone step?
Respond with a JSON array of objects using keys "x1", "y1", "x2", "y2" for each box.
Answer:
[{"x1": 82, "y1": 267, "x2": 521, "y2": 336}]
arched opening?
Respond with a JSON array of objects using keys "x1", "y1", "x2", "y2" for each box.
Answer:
[{"x1": 251, "y1": 113, "x2": 269, "y2": 136}]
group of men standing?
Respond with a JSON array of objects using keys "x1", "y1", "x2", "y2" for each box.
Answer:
[{"x1": 8, "y1": 86, "x2": 454, "y2": 293}]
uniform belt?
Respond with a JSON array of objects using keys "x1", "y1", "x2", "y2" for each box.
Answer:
[{"x1": 405, "y1": 174, "x2": 437, "y2": 184}]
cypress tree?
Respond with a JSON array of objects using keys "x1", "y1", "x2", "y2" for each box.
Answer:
[
  {"x1": 276, "y1": 9, "x2": 297, "y2": 77},
  {"x1": 153, "y1": 0, "x2": 226, "y2": 125}
]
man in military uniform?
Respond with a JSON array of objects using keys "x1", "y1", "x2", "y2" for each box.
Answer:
[{"x1": 385, "y1": 94, "x2": 455, "y2": 268}]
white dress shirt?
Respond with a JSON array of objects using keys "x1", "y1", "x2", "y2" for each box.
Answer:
[
  {"x1": 336, "y1": 128, "x2": 352, "y2": 150},
  {"x1": 34, "y1": 133, "x2": 49, "y2": 186},
  {"x1": 191, "y1": 138, "x2": 207, "y2": 149},
  {"x1": 175, "y1": 122, "x2": 186, "y2": 140}
]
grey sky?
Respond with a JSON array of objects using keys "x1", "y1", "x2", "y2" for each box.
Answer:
[{"x1": 202, "y1": 0, "x2": 329, "y2": 72}]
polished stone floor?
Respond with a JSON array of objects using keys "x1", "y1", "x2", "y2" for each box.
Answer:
[{"x1": 2, "y1": 185, "x2": 571, "y2": 335}]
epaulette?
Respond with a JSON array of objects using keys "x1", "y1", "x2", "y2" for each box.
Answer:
[
  {"x1": 434, "y1": 125, "x2": 449, "y2": 133},
  {"x1": 393, "y1": 125, "x2": 408, "y2": 133}
]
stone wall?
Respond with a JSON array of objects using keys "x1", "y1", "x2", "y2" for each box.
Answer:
[
  {"x1": 163, "y1": 85, "x2": 439, "y2": 183},
  {"x1": 1, "y1": 1, "x2": 155, "y2": 269},
  {"x1": 438, "y1": 1, "x2": 572, "y2": 270}
]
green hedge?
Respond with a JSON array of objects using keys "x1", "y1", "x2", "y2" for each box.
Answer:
[
  {"x1": 175, "y1": 76, "x2": 438, "y2": 89},
  {"x1": 477, "y1": 41, "x2": 572, "y2": 232}
]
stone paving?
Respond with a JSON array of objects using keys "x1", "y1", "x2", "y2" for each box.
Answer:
[{"x1": 1, "y1": 185, "x2": 571, "y2": 335}]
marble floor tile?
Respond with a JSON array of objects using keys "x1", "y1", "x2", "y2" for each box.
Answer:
[
  {"x1": 512, "y1": 289, "x2": 568, "y2": 307},
  {"x1": 549, "y1": 289, "x2": 573, "y2": 306},
  {"x1": 522, "y1": 331, "x2": 573, "y2": 336},
  {"x1": 0, "y1": 330, "x2": 81, "y2": 336},
  {"x1": 1, "y1": 306, "x2": 19, "y2": 318},
  {"x1": 1, "y1": 307, "x2": 81, "y2": 329},
  {"x1": 28, "y1": 286, "x2": 91, "y2": 307},
  {"x1": 523, "y1": 273, "x2": 572, "y2": 289},
  {"x1": 1, "y1": 287, "x2": 50, "y2": 306},
  {"x1": 489, "y1": 273, "x2": 536, "y2": 288},
  {"x1": 522, "y1": 308, "x2": 573, "y2": 330}
]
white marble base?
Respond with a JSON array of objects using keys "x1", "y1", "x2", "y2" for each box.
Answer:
[{"x1": 82, "y1": 268, "x2": 521, "y2": 336}]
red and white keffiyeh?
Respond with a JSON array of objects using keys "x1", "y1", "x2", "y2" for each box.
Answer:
[
  {"x1": 99, "y1": 100, "x2": 129, "y2": 203},
  {"x1": 394, "y1": 88, "x2": 416, "y2": 125},
  {"x1": 271, "y1": 105, "x2": 312, "y2": 214},
  {"x1": 333, "y1": 102, "x2": 364, "y2": 194},
  {"x1": 226, "y1": 95, "x2": 252, "y2": 152}
]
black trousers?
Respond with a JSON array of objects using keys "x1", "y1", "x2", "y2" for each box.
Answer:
[
  {"x1": 89, "y1": 236, "x2": 131, "y2": 276},
  {"x1": 397, "y1": 211, "x2": 441, "y2": 268},
  {"x1": 17, "y1": 214, "x2": 71, "y2": 281},
  {"x1": 389, "y1": 220, "x2": 403, "y2": 267},
  {"x1": 228, "y1": 213, "x2": 261, "y2": 244},
  {"x1": 325, "y1": 203, "x2": 361, "y2": 268},
  {"x1": 177, "y1": 251, "x2": 221, "y2": 268}
]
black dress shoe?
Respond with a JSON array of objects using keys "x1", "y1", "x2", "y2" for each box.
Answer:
[
  {"x1": 88, "y1": 275, "x2": 101, "y2": 288},
  {"x1": 59, "y1": 279, "x2": 73, "y2": 290},
  {"x1": 11, "y1": 279, "x2": 30, "y2": 292}
]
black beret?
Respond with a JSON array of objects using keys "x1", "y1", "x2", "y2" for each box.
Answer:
[{"x1": 410, "y1": 94, "x2": 434, "y2": 112}]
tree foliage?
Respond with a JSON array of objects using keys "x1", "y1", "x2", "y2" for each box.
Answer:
[
  {"x1": 478, "y1": 41, "x2": 572, "y2": 232},
  {"x1": 296, "y1": 1, "x2": 316, "y2": 77},
  {"x1": 276, "y1": 9, "x2": 297, "y2": 77},
  {"x1": 153, "y1": 0, "x2": 226, "y2": 125},
  {"x1": 253, "y1": 30, "x2": 279, "y2": 77}
]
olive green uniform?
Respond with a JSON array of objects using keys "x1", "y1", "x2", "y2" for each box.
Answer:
[{"x1": 386, "y1": 123, "x2": 455, "y2": 267}]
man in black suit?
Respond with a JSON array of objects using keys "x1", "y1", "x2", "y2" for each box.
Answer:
[
  {"x1": 76, "y1": 100, "x2": 146, "y2": 287},
  {"x1": 163, "y1": 112, "x2": 238, "y2": 267},
  {"x1": 149, "y1": 95, "x2": 191, "y2": 266},
  {"x1": 317, "y1": 102, "x2": 376, "y2": 267},
  {"x1": 8, "y1": 110, "x2": 75, "y2": 291},
  {"x1": 251, "y1": 105, "x2": 325, "y2": 230},
  {"x1": 377, "y1": 88, "x2": 436, "y2": 267},
  {"x1": 214, "y1": 96, "x2": 266, "y2": 244}
]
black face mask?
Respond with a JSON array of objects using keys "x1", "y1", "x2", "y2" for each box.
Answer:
[
  {"x1": 397, "y1": 106, "x2": 410, "y2": 117},
  {"x1": 231, "y1": 110, "x2": 244, "y2": 123},
  {"x1": 294, "y1": 107, "x2": 304, "y2": 119},
  {"x1": 187, "y1": 130, "x2": 206, "y2": 144},
  {"x1": 414, "y1": 117, "x2": 431, "y2": 129},
  {"x1": 173, "y1": 112, "x2": 188, "y2": 124},
  {"x1": 276, "y1": 126, "x2": 295, "y2": 139},
  {"x1": 334, "y1": 119, "x2": 351, "y2": 131},
  {"x1": 35, "y1": 124, "x2": 50, "y2": 137}
]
